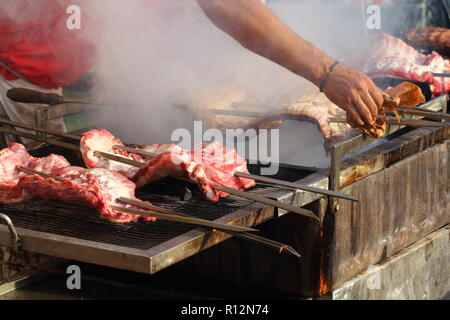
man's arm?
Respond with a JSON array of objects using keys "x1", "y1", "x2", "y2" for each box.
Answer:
[{"x1": 196, "y1": 0, "x2": 384, "y2": 127}]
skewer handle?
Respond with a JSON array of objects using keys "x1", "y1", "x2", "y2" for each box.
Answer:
[{"x1": 7, "y1": 88, "x2": 64, "y2": 105}]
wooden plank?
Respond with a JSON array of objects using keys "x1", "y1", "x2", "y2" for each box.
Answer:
[{"x1": 329, "y1": 141, "x2": 449, "y2": 289}]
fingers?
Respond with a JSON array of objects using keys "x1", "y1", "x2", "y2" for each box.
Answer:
[
  {"x1": 346, "y1": 102, "x2": 364, "y2": 127},
  {"x1": 369, "y1": 86, "x2": 385, "y2": 110},
  {"x1": 346, "y1": 113, "x2": 359, "y2": 128},
  {"x1": 361, "y1": 91, "x2": 379, "y2": 118},
  {"x1": 353, "y1": 96, "x2": 374, "y2": 125}
]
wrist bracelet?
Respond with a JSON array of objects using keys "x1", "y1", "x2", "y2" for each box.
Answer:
[{"x1": 319, "y1": 61, "x2": 340, "y2": 92}]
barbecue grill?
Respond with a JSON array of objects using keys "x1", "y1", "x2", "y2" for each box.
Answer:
[{"x1": 0, "y1": 88, "x2": 448, "y2": 297}]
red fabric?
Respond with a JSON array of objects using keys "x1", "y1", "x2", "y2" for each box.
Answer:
[{"x1": 0, "y1": 0, "x2": 97, "y2": 88}]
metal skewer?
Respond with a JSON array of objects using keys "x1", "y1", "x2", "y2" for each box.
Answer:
[
  {"x1": 329, "y1": 116, "x2": 447, "y2": 127},
  {"x1": 18, "y1": 166, "x2": 66, "y2": 182},
  {"x1": 110, "y1": 206, "x2": 257, "y2": 233},
  {"x1": 118, "y1": 197, "x2": 301, "y2": 258},
  {"x1": 395, "y1": 106, "x2": 450, "y2": 121},
  {"x1": 432, "y1": 73, "x2": 450, "y2": 78},
  {"x1": 94, "y1": 151, "x2": 319, "y2": 221},
  {"x1": 112, "y1": 145, "x2": 359, "y2": 202},
  {"x1": 0, "y1": 118, "x2": 81, "y2": 141},
  {"x1": 0, "y1": 126, "x2": 81, "y2": 152},
  {"x1": 16, "y1": 167, "x2": 257, "y2": 234}
]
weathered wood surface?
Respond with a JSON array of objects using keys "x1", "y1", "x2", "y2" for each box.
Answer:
[
  {"x1": 174, "y1": 137, "x2": 449, "y2": 296},
  {"x1": 327, "y1": 141, "x2": 449, "y2": 289},
  {"x1": 331, "y1": 226, "x2": 449, "y2": 300}
]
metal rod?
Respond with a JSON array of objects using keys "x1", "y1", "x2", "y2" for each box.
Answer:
[
  {"x1": 0, "y1": 127, "x2": 80, "y2": 151},
  {"x1": 329, "y1": 117, "x2": 447, "y2": 127},
  {"x1": 16, "y1": 167, "x2": 256, "y2": 233},
  {"x1": 118, "y1": 197, "x2": 300, "y2": 257},
  {"x1": 93, "y1": 151, "x2": 145, "y2": 168},
  {"x1": 432, "y1": 73, "x2": 450, "y2": 78},
  {"x1": 208, "y1": 109, "x2": 263, "y2": 117},
  {"x1": 214, "y1": 184, "x2": 318, "y2": 221},
  {"x1": 111, "y1": 206, "x2": 257, "y2": 233},
  {"x1": 96, "y1": 151, "x2": 319, "y2": 221},
  {"x1": 18, "y1": 166, "x2": 66, "y2": 182},
  {"x1": 395, "y1": 106, "x2": 450, "y2": 121},
  {"x1": 113, "y1": 145, "x2": 358, "y2": 202},
  {"x1": 0, "y1": 118, "x2": 81, "y2": 141},
  {"x1": 233, "y1": 172, "x2": 359, "y2": 202}
]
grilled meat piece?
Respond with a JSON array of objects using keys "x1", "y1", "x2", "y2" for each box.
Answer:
[
  {"x1": 361, "y1": 33, "x2": 450, "y2": 96},
  {"x1": 0, "y1": 143, "x2": 70, "y2": 204},
  {"x1": 406, "y1": 27, "x2": 450, "y2": 56},
  {"x1": 19, "y1": 166, "x2": 156, "y2": 224},
  {"x1": 349, "y1": 82, "x2": 426, "y2": 139},
  {"x1": 243, "y1": 94, "x2": 353, "y2": 150},
  {"x1": 80, "y1": 129, "x2": 255, "y2": 201}
]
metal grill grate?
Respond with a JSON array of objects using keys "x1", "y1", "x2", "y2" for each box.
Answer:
[{"x1": 0, "y1": 146, "x2": 312, "y2": 251}]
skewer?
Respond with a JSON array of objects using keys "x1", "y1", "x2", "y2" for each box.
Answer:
[
  {"x1": 432, "y1": 73, "x2": 450, "y2": 78},
  {"x1": 0, "y1": 118, "x2": 81, "y2": 141},
  {"x1": 395, "y1": 106, "x2": 450, "y2": 121},
  {"x1": 112, "y1": 145, "x2": 359, "y2": 202},
  {"x1": 0, "y1": 126, "x2": 80, "y2": 152},
  {"x1": 2, "y1": 121, "x2": 316, "y2": 220},
  {"x1": 233, "y1": 172, "x2": 359, "y2": 202},
  {"x1": 16, "y1": 167, "x2": 256, "y2": 234},
  {"x1": 94, "y1": 151, "x2": 319, "y2": 221},
  {"x1": 18, "y1": 166, "x2": 66, "y2": 182},
  {"x1": 208, "y1": 109, "x2": 262, "y2": 118},
  {"x1": 110, "y1": 206, "x2": 256, "y2": 233},
  {"x1": 118, "y1": 197, "x2": 301, "y2": 258},
  {"x1": 329, "y1": 116, "x2": 447, "y2": 127}
]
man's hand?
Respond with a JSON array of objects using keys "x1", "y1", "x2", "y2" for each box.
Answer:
[
  {"x1": 322, "y1": 64, "x2": 384, "y2": 127},
  {"x1": 196, "y1": 0, "x2": 385, "y2": 128}
]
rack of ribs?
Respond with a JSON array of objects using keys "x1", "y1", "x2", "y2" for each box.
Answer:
[
  {"x1": 18, "y1": 166, "x2": 156, "y2": 224},
  {"x1": 80, "y1": 129, "x2": 256, "y2": 202},
  {"x1": 360, "y1": 33, "x2": 450, "y2": 97},
  {"x1": 0, "y1": 143, "x2": 70, "y2": 204}
]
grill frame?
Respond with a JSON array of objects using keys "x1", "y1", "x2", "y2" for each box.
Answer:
[
  {"x1": 0, "y1": 163, "x2": 314, "y2": 274},
  {"x1": 0, "y1": 94, "x2": 447, "y2": 276}
]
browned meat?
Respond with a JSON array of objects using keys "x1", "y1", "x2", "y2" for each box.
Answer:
[
  {"x1": 350, "y1": 82, "x2": 426, "y2": 139},
  {"x1": 243, "y1": 94, "x2": 353, "y2": 149},
  {"x1": 406, "y1": 27, "x2": 450, "y2": 56}
]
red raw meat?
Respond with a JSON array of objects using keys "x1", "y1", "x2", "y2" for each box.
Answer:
[
  {"x1": 361, "y1": 33, "x2": 450, "y2": 96},
  {"x1": 80, "y1": 129, "x2": 144, "y2": 179},
  {"x1": 0, "y1": 143, "x2": 70, "y2": 204},
  {"x1": 19, "y1": 166, "x2": 156, "y2": 224},
  {"x1": 80, "y1": 129, "x2": 256, "y2": 201}
]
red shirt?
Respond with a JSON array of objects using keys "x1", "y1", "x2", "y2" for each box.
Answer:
[{"x1": 0, "y1": 0, "x2": 97, "y2": 89}]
